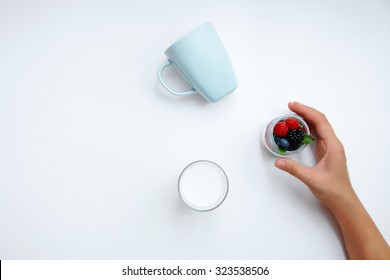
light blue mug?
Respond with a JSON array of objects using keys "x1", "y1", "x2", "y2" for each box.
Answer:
[{"x1": 158, "y1": 22, "x2": 238, "y2": 102}]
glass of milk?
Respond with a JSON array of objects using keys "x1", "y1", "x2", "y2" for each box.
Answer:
[{"x1": 178, "y1": 160, "x2": 229, "y2": 211}]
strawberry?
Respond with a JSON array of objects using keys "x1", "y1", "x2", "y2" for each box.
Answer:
[
  {"x1": 273, "y1": 121, "x2": 288, "y2": 137},
  {"x1": 285, "y1": 118, "x2": 299, "y2": 130}
]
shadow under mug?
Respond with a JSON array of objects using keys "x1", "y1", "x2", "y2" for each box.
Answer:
[{"x1": 157, "y1": 22, "x2": 238, "y2": 102}]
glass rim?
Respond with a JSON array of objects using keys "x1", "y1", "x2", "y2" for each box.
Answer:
[{"x1": 178, "y1": 160, "x2": 229, "y2": 212}]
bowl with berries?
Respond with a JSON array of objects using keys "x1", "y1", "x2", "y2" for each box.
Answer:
[{"x1": 262, "y1": 114, "x2": 315, "y2": 156}]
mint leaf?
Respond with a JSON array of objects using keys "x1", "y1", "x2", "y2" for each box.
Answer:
[
  {"x1": 301, "y1": 135, "x2": 315, "y2": 145},
  {"x1": 278, "y1": 147, "x2": 287, "y2": 155}
]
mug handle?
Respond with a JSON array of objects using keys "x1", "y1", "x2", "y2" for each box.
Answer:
[{"x1": 157, "y1": 60, "x2": 196, "y2": 96}]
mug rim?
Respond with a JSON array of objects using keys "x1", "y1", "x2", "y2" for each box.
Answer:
[{"x1": 164, "y1": 21, "x2": 213, "y2": 54}]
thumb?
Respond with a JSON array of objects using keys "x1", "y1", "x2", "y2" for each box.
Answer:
[{"x1": 274, "y1": 158, "x2": 313, "y2": 186}]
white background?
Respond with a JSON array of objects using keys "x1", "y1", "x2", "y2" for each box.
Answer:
[{"x1": 0, "y1": 0, "x2": 389, "y2": 259}]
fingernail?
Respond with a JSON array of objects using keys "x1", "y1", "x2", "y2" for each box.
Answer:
[{"x1": 275, "y1": 159, "x2": 287, "y2": 169}]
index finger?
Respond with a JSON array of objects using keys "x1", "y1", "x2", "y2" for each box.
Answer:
[{"x1": 288, "y1": 102, "x2": 336, "y2": 141}]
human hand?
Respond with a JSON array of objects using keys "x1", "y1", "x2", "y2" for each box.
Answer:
[
  {"x1": 274, "y1": 102, "x2": 355, "y2": 208},
  {"x1": 275, "y1": 102, "x2": 390, "y2": 259}
]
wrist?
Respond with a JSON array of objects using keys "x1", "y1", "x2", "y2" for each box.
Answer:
[
  {"x1": 326, "y1": 189, "x2": 362, "y2": 222},
  {"x1": 321, "y1": 182, "x2": 358, "y2": 215}
]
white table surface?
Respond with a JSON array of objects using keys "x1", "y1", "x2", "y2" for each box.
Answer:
[{"x1": 1, "y1": 0, "x2": 389, "y2": 259}]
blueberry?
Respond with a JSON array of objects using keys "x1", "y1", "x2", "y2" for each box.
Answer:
[
  {"x1": 278, "y1": 138, "x2": 290, "y2": 150},
  {"x1": 274, "y1": 136, "x2": 281, "y2": 145}
]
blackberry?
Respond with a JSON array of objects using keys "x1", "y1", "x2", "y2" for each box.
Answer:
[{"x1": 286, "y1": 129, "x2": 305, "y2": 149}]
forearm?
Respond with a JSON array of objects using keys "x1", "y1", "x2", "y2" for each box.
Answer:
[{"x1": 328, "y1": 192, "x2": 390, "y2": 259}]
